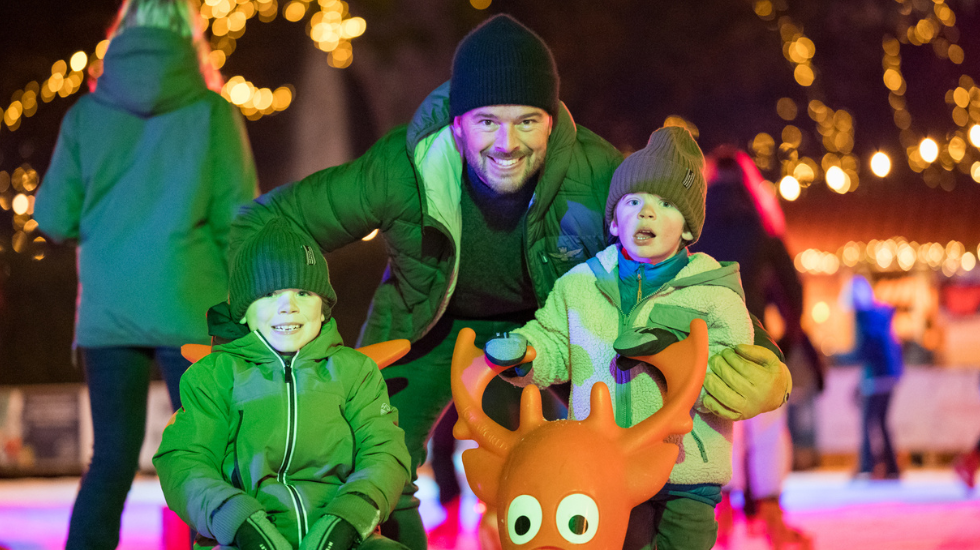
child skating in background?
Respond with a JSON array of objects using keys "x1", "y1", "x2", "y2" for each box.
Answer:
[
  {"x1": 154, "y1": 218, "x2": 411, "y2": 550},
  {"x1": 485, "y1": 126, "x2": 755, "y2": 550}
]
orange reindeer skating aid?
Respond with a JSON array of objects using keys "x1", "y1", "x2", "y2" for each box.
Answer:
[{"x1": 451, "y1": 319, "x2": 709, "y2": 549}]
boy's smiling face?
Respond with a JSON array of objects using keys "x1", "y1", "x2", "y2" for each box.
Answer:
[
  {"x1": 609, "y1": 192, "x2": 692, "y2": 265},
  {"x1": 241, "y1": 289, "x2": 324, "y2": 352}
]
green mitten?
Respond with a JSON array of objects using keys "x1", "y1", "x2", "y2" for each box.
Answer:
[
  {"x1": 234, "y1": 511, "x2": 292, "y2": 550},
  {"x1": 300, "y1": 515, "x2": 360, "y2": 550},
  {"x1": 613, "y1": 326, "x2": 680, "y2": 362}
]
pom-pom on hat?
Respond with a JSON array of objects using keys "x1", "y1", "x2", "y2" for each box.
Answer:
[
  {"x1": 605, "y1": 126, "x2": 707, "y2": 245},
  {"x1": 450, "y1": 14, "x2": 560, "y2": 118},
  {"x1": 229, "y1": 218, "x2": 337, "y2": 321}
]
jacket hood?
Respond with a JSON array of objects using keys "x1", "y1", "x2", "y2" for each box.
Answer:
[{"x1": 93, "y1": 27, "x2": 209, "y2": 117}]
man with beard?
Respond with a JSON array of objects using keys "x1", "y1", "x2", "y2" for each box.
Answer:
[{"x1": 229, "y1": 15, "x2": 792, "y2": 549}]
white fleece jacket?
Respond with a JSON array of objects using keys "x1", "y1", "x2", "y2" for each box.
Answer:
[{"x1": 511, "y1": 244, "x2": 753, "y2": 485}]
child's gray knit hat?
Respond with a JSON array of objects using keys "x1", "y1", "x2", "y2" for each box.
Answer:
[{"x1": 605, "y1": 126, "x2": 707, "y2": 245}]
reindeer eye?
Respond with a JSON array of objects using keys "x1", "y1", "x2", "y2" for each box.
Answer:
[
  {"x1": 507, "y1": 494, "x2": 542, "y2": 545},
  {"x1": 556, "y1": 493, "x2": 599, "y2": 544}
]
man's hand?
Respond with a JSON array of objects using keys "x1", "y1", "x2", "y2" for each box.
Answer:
[{"x1": 701, "y1": 344, "x2": 792, "y2": 421}]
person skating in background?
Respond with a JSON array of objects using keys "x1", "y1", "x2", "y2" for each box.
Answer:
[
  {"x1": 33, "y1": 0, "x2": 257, "y2": 547},
  {"x1": 227, "y1": 14, "x2": 793, "y2": 548},
  {"x1": 485, "y1": 126, "x2": 760, "y2": 550},
  {"x1": 154, "y1": 218, "x2": 411, "y2": 550},
  {"x1": 691, "y1": 147, "x2": 815, "y2": 549},
  {"x1": 839, "y1": 274, "x2": 904, "y2": 481}
]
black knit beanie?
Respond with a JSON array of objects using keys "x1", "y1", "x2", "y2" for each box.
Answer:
[
  {"x1": 229, "y1": 218, "x2": 338, "y2": 322},
  {"x1": 450, "y1": 14, "x2": 559, "y2": 118},
  {"x1": 605, "y1": 126, "x2": 707, "y2": 245}
]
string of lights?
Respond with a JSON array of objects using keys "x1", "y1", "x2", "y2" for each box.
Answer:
[{"x1": 750, "y1": 0, "x2": 980, "y2": 201}]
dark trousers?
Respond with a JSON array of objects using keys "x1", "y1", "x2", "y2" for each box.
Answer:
[
  {"x1": 858, "y1": 390, "x2": 899, "y2": 475},
  {"x1": 623, "y1": 496, "x2": 718, "y2": 550},
  {"x1": 66, "y1": 346, "x2": 189, "y2": 550},
  {"x1": 378, "y1": 314, "x2": 566, "y2": 550}
]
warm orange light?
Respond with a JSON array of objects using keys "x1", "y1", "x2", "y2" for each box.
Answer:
[
  {"x1": 919, "y1": 138, "x2": 938, "y2": 163},
  {"x1": 778, "y1": 176, "x2": 800, "y2": 201},
  {"x1": 870, "y1": 152, "x2": 891, "y2": 177}
]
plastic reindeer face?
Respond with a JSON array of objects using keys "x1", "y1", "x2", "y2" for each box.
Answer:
[{"x1": 450, "y1": 319, "x2": 709, "y2": 550}]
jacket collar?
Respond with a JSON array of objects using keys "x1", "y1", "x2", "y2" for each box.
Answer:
[{"x1": 213, "y1": 317, "x2": 344, "y2": 366}]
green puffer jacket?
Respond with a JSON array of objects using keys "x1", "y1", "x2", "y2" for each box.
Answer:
[
  {"x1": 35, "y1": 27, "x2": 257, "y2": 347},
  {"x1": 228, "y1": 82, "x2": 623, "y2": 345},
  {"x1": 152, "y1": 318, "x2": 410, "y2": 548}
]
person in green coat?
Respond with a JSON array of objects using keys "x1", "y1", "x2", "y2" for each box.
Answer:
[
  {"x1": 154, "y1": 219, "x2": 411, "y2": 550},
  {"x1": 228, "y1": 15, "x2": 792, "y2": 549},
  {"x1": 32, "y1": 0, "x2": 257, "y2": 547}
]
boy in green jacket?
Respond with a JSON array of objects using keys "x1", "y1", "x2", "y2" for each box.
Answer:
[
  {"x1": 486, "y1": 127, "x2": 756, "y2": 550},
  {"x1": 154, "y1": 219, "x2": 411, "y2": 550}
]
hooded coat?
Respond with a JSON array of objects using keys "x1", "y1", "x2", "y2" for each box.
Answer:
[
  {"x1": 227, "y1": 81, "x2": 623, "y2": 346},
  {"x1": 34, "y1": 27, "x2": 257, "y2": 347},
  {"x1": 153, "y1": 318, "x2": 411, "y2": 548},
  {"x1": 510, "y1": 244, "x2": 754, "y2": 485}
]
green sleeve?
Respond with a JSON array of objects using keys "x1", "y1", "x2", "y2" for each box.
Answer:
[
  {"x1": 34, "y1": 107, "x2": 85, "y2": 243},
  {"x1": 152, "y1": 357, "x2": 263, "y2": 545},
  {"x1": 227, "y1": 128, "x2": 415, "y2": 264},
  {"x1": 325, "y1": 352, "x2": 411, "y2": 532},
  {"x1": 208, "y1": 98, "x2": 259, "y2": 256},
  {"x1": 512, "y1": 276, "x2": 574, "y2": 388}
]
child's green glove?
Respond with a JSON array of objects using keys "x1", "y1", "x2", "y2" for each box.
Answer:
[
  {"x1": 701, "y1": 344, "x2": 793, "y2": 421},
  {"x1": 300, "y1": 514, "x2": 360, "y2": 550},
  {"x1": 234, "y1": 510, "x2": 292, "y2": 550}
]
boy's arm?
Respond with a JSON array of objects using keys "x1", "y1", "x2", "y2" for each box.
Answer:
[
  {"x1": 152, "y1": 359, "x2": 265, "y2": 545},
  {"x1": 327, "y1": 354, "x2": 411, "y2": 541},
  {"x1": 507, "y1": 276, "x2": 576, "y2": 388},
  {"x1": 702, "y1": 300, "x2": 793, "y2": 421},
  {"x1": 227, "y1": 129, "x2": 412, "y2": 265}
]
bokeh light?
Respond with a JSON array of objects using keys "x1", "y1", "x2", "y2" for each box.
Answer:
[
  {"x1": 919, "y1": 138, "x2": 939, "y2": 163},
  {"x1": 779, "y1": 175, "x2": 800, "y2": 201},
  {"x1": 826, "y1": 166, "x2": 849, "y2": 193},
  {"x1": 870, "y1": 151, "x2": 891, "y2": 177}
]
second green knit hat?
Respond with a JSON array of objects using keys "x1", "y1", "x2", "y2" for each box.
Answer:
[{"x1": 229, "y1": 218, "x2": 338, "y2": 322}]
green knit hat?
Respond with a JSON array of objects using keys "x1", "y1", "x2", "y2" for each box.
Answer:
[
  {"x1": 605, "y1": 126, "x2": 707, "y2": 245},
  {"x1": 229, "y1": 218, "x2": 338, "y2": 322},
  {"x1": 450, "y1": 14, "x2": 560, "y2": 118}
]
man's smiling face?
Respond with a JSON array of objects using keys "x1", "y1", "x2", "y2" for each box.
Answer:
[{"x1": 452, "y1": 104, "x2": 553, "y2": 194}]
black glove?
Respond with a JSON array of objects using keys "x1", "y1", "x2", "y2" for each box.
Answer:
[
  {"x1": 234, "y1": 511, "x2": 292, "y2": 550},
  {"x1": 613, "y1": 327, "x2": 680, "y2": 363},
  {"x1": 300, "y1": 515, "x2": 360, "y2": 550}
]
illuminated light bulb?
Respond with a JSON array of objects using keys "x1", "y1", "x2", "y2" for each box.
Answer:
[
  {"x1": 875, "y1": 246, "x2": 894, "y2": 269},
  {"x1": 811, "y1": 302, "x2": 830, "y2": 324},
  {"x1": 898, "y1": 246, "x2": 916, "y2": 271},
  {"x1": 970, "y1": 125, "x2": 980, "y2": 147},
  {"x1": 70, "y1": 51, "x2": 88, "y2": 72},
  {"x1": 962, "y1": 252, "x2": 977, "y2": 272},
  {"x1": 362, "y1": 229, "x2": 379, "y2": 241},
  {"x1": 919, "y1": 138, "x2": 938, "y2": 163},
  {"x1": 96, "y1": 40, "x2": 111, "y2": 59},
  {"x1": 342, "y1": 17, "x2": 366, "y2": 38},
  {"x1": 821, "y1": 253, "x2": 839, "y2": 274},
  {"x1": 229, "y1": 82, "x2": 252, "y2": 105},
  {"x1": 870, "y1": 152, "x2": 891, "y2": 177},
  {"x1": 825, "y1": 166, "x2": 849, "y2": 193},
  {"x1": 779, "y1": 175, "x2": 800, "y2": 201},
  {"x1": 12, "y1": 194, "x2": 29, "y2": 215},
  {"x1": 971, "y1": 162, "x2": 980, "y2": 183}
]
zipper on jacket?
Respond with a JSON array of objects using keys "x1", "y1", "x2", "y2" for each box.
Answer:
[
  {"x1": 256, "y1": 334, "x2": 310, "y2": 542},
  {"x1": 637, "y1": 272, "x2": 642, "y2": 304},
  {"x1": 232, "y1": 410, "x2": 245, "y2": 490}
]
